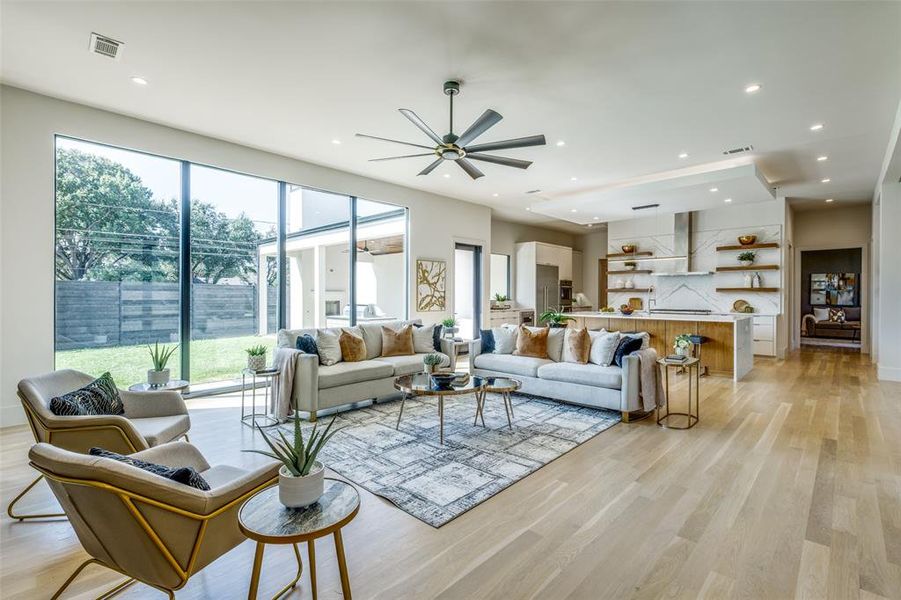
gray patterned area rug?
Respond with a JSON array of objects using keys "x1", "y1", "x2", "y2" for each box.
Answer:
[{"x1": 279, "y1": 393, "x2": 620, "y2": 527}]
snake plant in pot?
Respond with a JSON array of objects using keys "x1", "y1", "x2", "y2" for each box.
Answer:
[{"x1": 245, "y1": 414, "x2": 341, "y2": 508}]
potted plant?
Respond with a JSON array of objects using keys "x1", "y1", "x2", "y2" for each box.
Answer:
[
  {"x1": 441, "y1": 317, "x2": 459, "y2": 339},
  {"x1": 539, "y1": 308, "x2": 575, "y2": 328},
  {"x1": 492, "y1": 293, "x2": 511, "y2": 309},
  {"x1": 147, "y1": 342, "x2": 178, "y2": 387},
  {"x1": 423, "y1": 353, "x2": 443, "y2": 374},
  {"x1": 738, "y1": 250, "x2": 756, "y2": 267},
  {"x1": 623, "y1": 261, "x2": 637, "y2": 271},
  {"x1": 245, "y1": 414, "x2": 341, "y2": 508},
  {"x1": 674, "y1": 334, "x2": 693, "y2": 357},
  {"x1": 246, "y1": 344, "x2": 268, "y2": 371}
]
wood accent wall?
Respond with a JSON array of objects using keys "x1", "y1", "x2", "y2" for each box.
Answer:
[{"x1": 568, "y1": 316, "x2": 734, "y2": 376}]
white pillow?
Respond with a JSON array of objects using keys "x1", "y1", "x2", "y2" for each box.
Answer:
[
  {"x1": 546, "y1": 327, "x2": 566, "y2": 362},
  {"x1": 316, "y1": 329, "x2": 342, "y2": 366},
  {"x1": 492, "y1": 326, "x2": 518, "y2": 354},
  {"x1": 413, "y1": 324, "x2": 437, "y2": 353},
  {"x1": 589, "y1": 330, "x2": 621, "y2": 366},
  {"x1": 813, "y1": 307, "x2": 829, "y2": 322}
]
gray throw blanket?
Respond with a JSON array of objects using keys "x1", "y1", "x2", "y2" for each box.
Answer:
[
  {"x1": 273, "y1": 347, "x2": 302, "y2": 421},
  {"x1": 635, "y1": 347, "x2": 666, "y2": 412}
]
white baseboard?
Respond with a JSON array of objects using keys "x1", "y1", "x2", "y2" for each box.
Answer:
[
  {"x1": 877, "y1": 364, "x2": 901, "y2": 382},
  {"x1": 0, "y1": 404, "x2": 27, "y2": 429}
]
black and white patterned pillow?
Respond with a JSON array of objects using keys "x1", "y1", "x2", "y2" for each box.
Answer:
[
  {"x1": 89, "y1": 447, "x2": 211, "y2": 491},
  {"x1": 49, "y1": 372, "x2": 124, "y2": 417}
]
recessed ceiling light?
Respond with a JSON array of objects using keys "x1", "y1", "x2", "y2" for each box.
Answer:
[
  {"x1": 709, "y1": 187, "x2": 719, "y2": 192},
  {"x1": 593, "y1": 216, "x2": 599, "y2": 220},
  {"x1": 825, "y1": 198, "x2": 834, "y2": 203},
  {"x1": 525, "y1": 207, "x2": 531, "y2": 211},
  {"x1": 678, "y1": 152, "x2": 689, "y2": 159},
  {"x1": 821, "y1": 178, "x2": 831, "y2": 183},
  {"x1": 724, "y1": 198, "x2": 733, "y2": 203},
  {"x1": 810, "y1": 123, "x2": 825, "y2": 131},
  {"x1": 745, "y1": 83, "x2": 762, "y2": 94},
  {"x1": 817, "y1": 155, "x2": 828, "y2": 161},
  {"x1": 331, "y1": 139, "x2": 341, "y2": 145},
  {"x1": 443, "y1": 173, "x2": 450, "y2": 178},
  {"x1": 587, "y1": 224, "x2": 593, "y2": 228},
  {"x1": 570, "y1": 177, "x2": 578, "y2": 182},
  {"x1": 491, "y1": 193, "x2": 499, "y2": 197},
  {"x1": 556, "y1": 140, "x2": 566, "y2": 147},
  {"x1": 570, "y1": 209, "x2": 578, "y2": 213},
  {"x1": 130, "y1": 76, "x2": 148, "y2": 85}
]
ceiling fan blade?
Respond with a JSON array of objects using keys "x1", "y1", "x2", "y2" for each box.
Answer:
[
  {"x1": 355, "y1": 133, "x2": 434, "y2": 150},
  {"x1": 464, "y1": 134, "x2": 546, "y2": 154},
  {"x1": 466, "y1": 153, "x2": 533, "y2": 169},
  {"x1": 369, "y1": 152, "x2": 436, "y2": 162},
  {"x1": 455, "y1": 109, "x2": 503, "y2": 147},
  {"x1": 399, "y1": 109, "x2": 444, "y2": 145},
  {"x1": 418, "y1": 158, "x2": 443, "y2": 176},
  {"x1": 456, "y1": 158, "x2": 484, "y2": 180}
]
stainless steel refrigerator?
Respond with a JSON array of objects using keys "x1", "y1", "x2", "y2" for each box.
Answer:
[{"x1": 536, "y1": 264, "x2": 560, "y2": 315}]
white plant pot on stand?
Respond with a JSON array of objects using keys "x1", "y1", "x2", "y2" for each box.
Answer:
[
  {"x1": 279, "y1": 462, "x2": 325, "y2": 508},
  {"x1": 147, "y1": 368, "x2": 170, "y2": 387}
]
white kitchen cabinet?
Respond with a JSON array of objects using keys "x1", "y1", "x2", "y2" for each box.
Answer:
[
  {"x1": 752, "y1": 315, "x2": 776, "y2": 356},
  {"x1": 515, "y1": 241, "x2": 573, "y2": 312}
]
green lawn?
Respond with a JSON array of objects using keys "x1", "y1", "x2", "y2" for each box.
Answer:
[{"x1": 56, "y1": 334, "x2": 277, "y2": 389}]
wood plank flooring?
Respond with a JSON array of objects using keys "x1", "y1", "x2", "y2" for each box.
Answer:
[{"x1": 1, "y1": 347, "x2": 899, "y2": 599}]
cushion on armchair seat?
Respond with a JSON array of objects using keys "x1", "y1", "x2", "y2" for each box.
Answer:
[
  {"x1": 317, "y1": 361, "x2": 394, "y2": 389},
  {"x1": 473, "y1": 353, "x2": 553, "y2": 377},
  {"x1": 536, "y1": 362, "x2": 623, "y2": 390},
  {"x1": 129, "y1": 415, "x2": 191, "y2": 447},
  {"x1": 200, "y1": 464, "x2": 250, "y2": 489}
]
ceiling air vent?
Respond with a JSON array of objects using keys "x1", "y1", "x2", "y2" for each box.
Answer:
[
  {"x1": 525, "y1": 189, "x2": 542, "y2": 194},
  {"x1": 89, "y1": 33, "x2": 123, "y2": 59},
  {"x1": 722, "y1": 144, "x2": 754, "y2": 155}
]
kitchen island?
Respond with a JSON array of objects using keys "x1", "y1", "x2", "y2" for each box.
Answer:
[{"x1": 567, "y1": 312, "x2": 754, "y2": 380}]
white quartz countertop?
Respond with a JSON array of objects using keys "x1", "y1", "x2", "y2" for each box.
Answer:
[{"x1": 571, "y1": 312, "x2": 754, "y2": 323}]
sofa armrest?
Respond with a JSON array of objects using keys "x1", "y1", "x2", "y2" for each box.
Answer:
[
  {"x1": 619, "y1": 353, "x2": 643, "y2": 412},
  {"x1": 121, "y1": 389, "x2": 188, "y2": 419},
  {"x1": 467, "y1": 339, "x2": 483, "y2": 374},
  {"x1": 802, "y1": 314, "x2": 818, "y2": 336},
  {"x1": 203, "y1": 460, "x2": 280, "y2": 515},
  {"x1": 438, "y1": 338, "x2": 458, "y2": 371},
  {"x1": 292, "y1": 354, "x2": 320, "y2": 416}
]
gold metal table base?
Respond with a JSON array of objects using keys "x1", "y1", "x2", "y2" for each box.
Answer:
[
  {"x1": 246, "y1": 535, "x2": 350, "y2": 600},
  {"x1": 657, "y1": 357, "x2": 700, "y2": 430}
]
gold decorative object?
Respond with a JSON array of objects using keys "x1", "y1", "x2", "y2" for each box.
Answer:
[
  {"x1": 416, "y1": 259, "x2": 447, "y2": 311},
  {"x1": 621, "y1": 244, "x2": 637, "y2": 254},
  {"x1": 738, "y1": 235, "x2": 757, "y2": 246}
]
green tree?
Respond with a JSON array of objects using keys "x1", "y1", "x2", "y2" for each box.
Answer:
[{"x1": 189, "y1": 200, "x2": 262, "y2": 284}]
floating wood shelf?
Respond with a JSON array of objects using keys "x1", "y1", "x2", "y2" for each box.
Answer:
[
  {"x1": 608, "y1": 288, "x2": 651, "y2": 293},
  {"x1": 716, "y1": 242, "x2": 780, "y2": 251},
  {"x1": 607, "y1": 251, "x2": 653, "y2": 258},
  {"x1": 716, "y1": 287, "x2": 779, "y2": 292},
  {"x1": 715, "y1": 265, "x2": 779, "y2": 272},
  {"x1": 608, "y1": 269, "x2": 653, "y2": 275}
]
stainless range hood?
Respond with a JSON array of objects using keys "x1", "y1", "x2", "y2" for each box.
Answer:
[{"x1": 653, "y1": 212, "x2": 713, "y2": 277}]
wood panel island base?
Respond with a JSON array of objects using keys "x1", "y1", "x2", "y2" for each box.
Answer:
[{"x1": 567, "y1": 313, "x2": 754, "y2": 380}]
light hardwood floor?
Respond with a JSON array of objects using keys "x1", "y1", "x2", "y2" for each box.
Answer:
[{"x1": 1, "y1": 348, "x2": 899, "y2": 599}]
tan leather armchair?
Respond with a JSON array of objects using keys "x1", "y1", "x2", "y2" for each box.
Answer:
[
  {"x1": 10, "y1": 369, "x2": 191, "y2": 520},
  {"x1": 29, "y1": 441, "x2": 280, "y2": 598}
]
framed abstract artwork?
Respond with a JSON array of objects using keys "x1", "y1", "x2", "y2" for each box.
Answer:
[
  {"x1": 810, "y1": 272, "x2": 858, "y2": 306},
  {"x1": 416, "y1": 259, "x2": 447, "y2": 311}
]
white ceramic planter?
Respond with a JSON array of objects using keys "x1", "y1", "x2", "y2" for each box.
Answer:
[
  {"x1": 247, "y1": 354, "x2": 267, "y2": 371},
  {"x1": 147, "y1": 368, "x2": 170, "y2": 386},
  {"x1": 675, "y1": 346, "x2": 690, "y2": 357},
  {"x1": 740, "y1": 260, "x2": 754, "y2": 267},
  {"x1": 278, "y1": 463, "x2": 324, "y2": 508}
]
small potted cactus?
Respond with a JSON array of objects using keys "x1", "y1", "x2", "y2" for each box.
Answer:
[{"x1": 245, "y1": 344, "x2": 268, "y2": 371}]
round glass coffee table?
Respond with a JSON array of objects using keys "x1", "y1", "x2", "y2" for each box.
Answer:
[
  {"x1": 475, "y1": 377, "x2": 521, "y2": 429},
  {"x1": 393, "y1": 372, "x2": 486, "y2": 445},
  {"x1": 238, "y1": 478, "x2": 360, "y2": 600}
]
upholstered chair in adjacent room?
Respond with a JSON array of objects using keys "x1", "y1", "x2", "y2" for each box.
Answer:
[
  {"x1": 9, "y1": 369, "x2": 191, "y2": 520},
  {"x1": 29, "y1": 442, "x2": 280, "y2": 598}
]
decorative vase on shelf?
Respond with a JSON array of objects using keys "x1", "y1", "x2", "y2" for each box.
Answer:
[
  {"x1": 740, "y1": 259, "x2": 754, "y2": 267},
  {"x1": 752, "y1": 272, "x2": 762, "y2": 288},
  {"x1": 625, "y1": 279, "x2": 635, "y2": 289},
  {"x1": 744, "y1": 273, "x2": 753, "y2": 288},
  {"x1": 614, "y1": 278, "x2": 625, "y2": 289}
]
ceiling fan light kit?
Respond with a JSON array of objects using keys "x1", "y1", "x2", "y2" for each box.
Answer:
[{"x1": 357, "y1": 80, "x2": 546, "y2": 179}]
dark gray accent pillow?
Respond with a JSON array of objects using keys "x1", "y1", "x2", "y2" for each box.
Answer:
[
  {"x1": 50, "y1": 372, "x2": 124, "y2": 417},
  {"x1": 432, "y1": 324, "x2": 443, "y2": 352},
  {"x1": 480, "y1": 329, "x2": 495, "y2": 354},
  {"x1": 89, "y1": 447, "x2": 211, "y2": 491},
  {"x1": 295, "y1": 334, "x2": 318, "y2": 355},
  {"x1": 613, "y1": 336, "x2": 643, "y2": 367}
]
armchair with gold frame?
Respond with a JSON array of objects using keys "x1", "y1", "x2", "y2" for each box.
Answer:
[{"x1": 10, "y1": 369, "x2": 191, "y2": 520}]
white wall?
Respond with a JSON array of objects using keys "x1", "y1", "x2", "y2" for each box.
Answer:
[
  {"x1": 876, "y1": 182, "x2": 901, "y2": 381},
  {"x1": 0, "y1": 85, "x2": 492, "y2": 426}
]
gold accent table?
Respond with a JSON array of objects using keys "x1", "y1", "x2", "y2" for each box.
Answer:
[
  {"x1": 393, "y1": 372, "x2": 486, "y2": 445},
  {"x1": 475, "y1": 377, "x2": 521, "y2": 429},
  {"x1": 238, "y1": 479, "x2": 360, "y2": 600},
  {"x1": 657, "y1": 357, "x2": 700, "y2": 430}
]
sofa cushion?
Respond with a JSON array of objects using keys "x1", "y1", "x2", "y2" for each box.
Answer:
[
  {"x1": 89, "y1": 447, "x2": 210, "y2": 490},
  {"x1": 813, "y1": 307, "x2": 830, "y2": 322},
  {"x1": 589, "y1": 330, "x2": 621, "y2": 366},
  {"x1": 317, "y1": 361, "x2": 394, "y2": 390},
  {"x1": 536, "y1": 362, "x2": 623, "y2": 390},
  {"x1": 412, "y1": 324, "x2": 438, "y2": 353},
  {"x1": 480, "y1": 329, "x2": 495, "y2": 354},
  {"x1": 492, "y1": 326, "x2": 518, "y2": 354},
  {"x1": 382, "y1": 324, "x2": 415, "y2": 357},
  {"x1": 295, "y1": 334, "x2": 318, "y2": 355},
  {"x1": 613, "y1": 336, "x2": 643, "y2": 367},
  {"x1": 316, "y1": 329, "x2": 342, "y2": 366},
  {"x1": 375, "y1": 353, "x2": 449, "y2": 376},
  {"x1": 514, "y1": 325, "x2": 549, "y2": 359},
  {"x1": 473, "y1": 353, "x2": 553, "y2": 378},
  {"x1": 843, "y1": 307, "x2": 861, "y2": 321}
]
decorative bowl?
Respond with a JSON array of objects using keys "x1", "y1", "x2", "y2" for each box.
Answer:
[
  {"x1": 620, "y1": 305, "x2": 635, "y2": 315},
  {"x1": 732, "y1": 299, "x2": 751, "y2": 313},
  {"x1": 737, "y1": 235, "x2": 757, "y2": 246},
  {"x1": 621, "y1": 244, "x2": 637, "y2": 254},
  {"x1": 431, "y1": 373, "x2": 458, "y2": 389}
]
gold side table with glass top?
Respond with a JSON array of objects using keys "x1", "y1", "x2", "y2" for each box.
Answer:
[{"x1": 657, "y1": 357, "x2": 700, "y2": 430}]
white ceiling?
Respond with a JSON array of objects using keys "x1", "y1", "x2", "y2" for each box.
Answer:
[{"x1": 2, "y1": 1, "x2": 899, "y2": 231}]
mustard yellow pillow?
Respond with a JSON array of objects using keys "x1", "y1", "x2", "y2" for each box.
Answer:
[
  {"x1": 513, "y1": 325, "x2": 549, "y2": 359},
  {"x1": 339, "y1": 328, "x2": 367, "y2": 362},
  {"x1": 381, "y1": 325, "x2": 414, "y2": 357}
]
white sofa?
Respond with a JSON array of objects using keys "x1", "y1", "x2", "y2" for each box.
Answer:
[
  {"x1": 468, "y1": 331, "x2": 646, "y2": 421},
  {"x1": 276, "y1": 319, "x2": 453, "y2": 421}
]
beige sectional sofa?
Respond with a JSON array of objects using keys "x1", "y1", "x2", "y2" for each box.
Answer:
[{"x1": 276, "y1": 319, "x2": 453, "y2": 420}]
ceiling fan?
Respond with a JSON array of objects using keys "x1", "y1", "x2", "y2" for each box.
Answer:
[{"x1": 356, "y1": 80, "x2": 546, "y2": 180}]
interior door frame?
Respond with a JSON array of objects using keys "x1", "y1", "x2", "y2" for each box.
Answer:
[{"x1": 455, "y1": 242, "x2": 483, "y2": 339}]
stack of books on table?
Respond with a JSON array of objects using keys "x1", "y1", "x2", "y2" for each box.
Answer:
[{"x1": 665, "y1": 354, "x2": 689, "y2": 363}]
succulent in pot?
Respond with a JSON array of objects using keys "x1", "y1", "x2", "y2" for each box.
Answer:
[
  {"x1": 244, "y1": 413, "x2": 341, "y2": 508},
  {"x1": 246, "y1": 344, "x2": 268, "y2": 371},
  {"x1": 147, "y1": 342, "x2": 178, "y2": 386},
  {"x1": 623, "y1": 261, "x2": 637, "y2": 271},
  {"x1": 539, "y1": 308, "x2": 576, "y2": 328},
  {"x1": 737, "y1": 250, "x2": 756, "y2": 267},
  {"x1": 423, "y1": 353, "x2": 443, "y2": 374}
]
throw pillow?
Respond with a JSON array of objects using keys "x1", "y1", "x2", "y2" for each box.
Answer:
[
  {"x1": 514, "y1": 325, "x2": 549, "y2": 359},
  {"x1": 813, "y1": 307, "x2": 830, "y2": 322},
  {"x1": 295, "y1": 334, "x2": 318, "y2": 355},
  {"x1": 49, "y1": 372, "x2": 124, "y2": 417},
  {"x1": 622, "y1": 331, "x2": 650, "y2": 350},
  {"x1": 89, "y1": 448, "x2": 210, "y2": 491},
  {"x1": 316, "y1": 329, "x2": 343, "y2": 366},
  {"x1": 412, "y1": 324, "x2": 437, "y2": 353},
  {"x1": 492, "y1": 326, "x2": 518, "y2": 354},
  {"x1": 480, "y1": 329, "x2": 496, "y2": 354},
  {"x1": 829, "y1": 308, "x2": 846, "y2": 323},
  {"x1": 612, "y1": 336, "x2": 643, "y2": 367},
  {"x1": 562, "y1": 327, "x2": 591, "y2": 364},
  {"x1": 432, "y1": 324, "x2": 443, "y2": 352},
  {"x1": 545, "y1": 327, "x2": 566, "y2": 362},
  {"x1": 589, "y1": 331, "x2": 621, "y2": 366},
  {"x1": 338, "y1": 328, "x2": 367, "y2": 362},
  {"x1": 381, "y1": 324, "x2": 414, "y2": 357}
]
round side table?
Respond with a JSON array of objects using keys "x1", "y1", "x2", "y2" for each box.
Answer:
[
  {"x1": 475, "y1": 377, "x2": 521, "y2": 429},
  {"x1": 238, "y1": 478, "x2": 360, "y2": 600},
  {"x1": 128, "y1": 379, "x2": 190, "y2": 393},
  {"x1": 656, "y1": 357, "x2": 700, "y2": 430},
  {"x1": 241, "y1": 368, "x2": 280, "y2": 428}
]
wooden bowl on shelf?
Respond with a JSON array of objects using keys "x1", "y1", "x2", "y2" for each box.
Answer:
[
  {"x1": 737, "y1": 235, "x2": 757, "y2": 246},
  {"x1": 621, "y1": 244, "x2": 637, "y2": 254}
]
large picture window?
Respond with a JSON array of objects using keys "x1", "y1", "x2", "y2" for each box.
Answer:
[{"x1": 54, "y1": 137, "x2": 407, "y2": 390}]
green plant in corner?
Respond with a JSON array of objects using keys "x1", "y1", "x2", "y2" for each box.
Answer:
[
  {"x1": 245, "y1": 344, "x2": 268, "y2": 357},
  {"x1": 244, "y1": 413, "x2": 341, "y2": 477},
  {"x1": 147, "y1": 342, "x2": 178, "y2": 371},
  {"x1": 539, "y1": 308, "x2": 576, "y2": 327},
  {"x1": 441, "y1": 317, "x2": 458, "y2": 328}
]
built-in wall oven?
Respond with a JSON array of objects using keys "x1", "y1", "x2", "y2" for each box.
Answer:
[{"x1": 559, "y1": 279, "x2": 573, "y2": 311}]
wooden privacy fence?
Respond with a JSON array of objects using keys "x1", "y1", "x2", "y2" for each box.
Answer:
[{"x1": 55, "y1": 280, "x2": 277, "y2": 351}]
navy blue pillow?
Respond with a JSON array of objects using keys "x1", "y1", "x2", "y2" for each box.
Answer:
[
  {"x1": 613, "y1": 336, "x2": 643, "y2": 367},
  {"x1": 479, "y1": 329, "x2": 495, "y2": 354},
  {"x1": 432, "y1": 324, "x2": 443, "y2": 352},
  {"x1": 295, "y1": 334, "x2": 318, "y2": 355}
]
